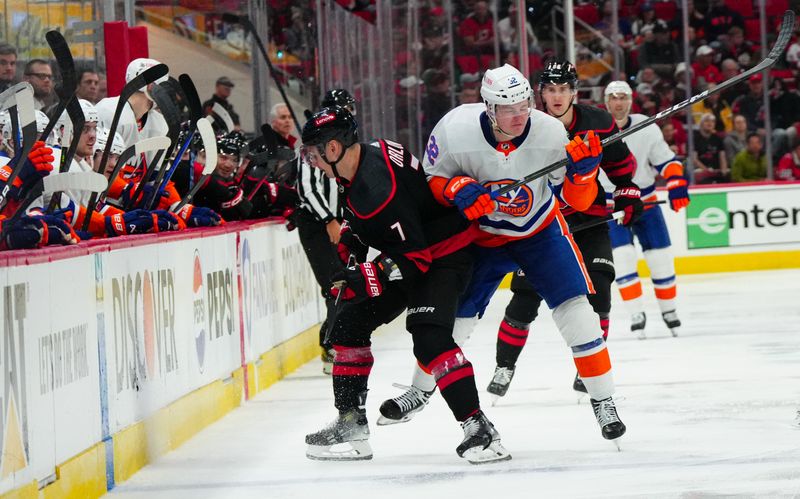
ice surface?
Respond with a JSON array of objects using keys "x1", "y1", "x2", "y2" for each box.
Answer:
[{"x1": 109, "y1": 269, "x2": 800, "y2": 498}]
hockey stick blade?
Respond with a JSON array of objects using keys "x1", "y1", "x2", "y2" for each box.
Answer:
[
  {"x1": 101, "y1": 135, "x2": 172, "y2": 208},
  {"x1": 9, "y1": 171, "x2": 107, "y2": 223},
  {"x1": 0, "y1": 85, "x2": 38, "y2": 207},
  {"x1": 0, "y1": 82, "x2": 32, "y2": 111},
  {"x1": 496, "y1": 10, "x2": 796, "y2": 197},
  {"x1": 211, "y1": 102, "x2": 234, "y2": 132},
  {"x1": 40, "y1": 31, "x2": 78, "y2": 142},
  {"x1": 172, "y1": 117, "x2": 217, "y2": 213}
]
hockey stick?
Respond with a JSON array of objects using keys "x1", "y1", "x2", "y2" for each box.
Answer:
[
  {"x1": 323, "y1": 253, "x2": 357, "y2": 347},
  {"x1": 81, "y1": 63, "x2": 169, "y2": 230},
  {"x1": 171, "y1": 118, "x2": 217, "y2": 213},
  {"x1": 8, "y1": 171, "x2": 107, "y2": 223},
  {"x1": 495, "y1": 10, "x2": 796, "y2": 197},
  {"x1": 245, "y1": 124, "x2": 282, "y2": 201},
  {"x1": 220, "y1": 13, "x2": 302, "y2": 136},
  {"x1": 0, "y1": 85, "x2": 38, "y2": 208},
  {"x1": 568, "y1": 200, "x2": 666, "y2": 233},
  {"x1": 98, "y1": 136, "x2": 172, "y2": 209},
  {"x1": 211, "y1": 102, "x2": 234, "y2": 133},
  {"x1": 39, "y1": 31, "x2": 78, "y2": 142},
  {"x1": 146, "y1": 74, "x2": 202, "y2": 210},
  {"x1": 46, "y1": 96, "x2": 85, "y2": 211}
]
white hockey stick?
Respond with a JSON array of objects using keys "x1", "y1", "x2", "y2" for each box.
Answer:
[
  {"x1": 496, "y1": 10, "x2": 796, "y2": 196},
  {"x1": 211, "y1": 102, "x2": 234, "y2": 133},
  {"x1": 172, "y1": 117, "x2": 217, "y2": 212},
  {"x1": 8, "y1": 171, "x2": 107, "y2": 222}
]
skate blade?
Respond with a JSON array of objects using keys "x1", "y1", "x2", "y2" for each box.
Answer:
[
  {"x1": 490, "y1": 394, "x2": 502, "y2": 407},
  {"x1": 636, "y1": 330, "x2": 647, "y2": 340},
  {"x1": 306, "y1": 440, "x2": 373, "y2": 461},
  {"x1": 376, "y1": 414, "x2": 414, "y2": 426},
  {"x1": 609, "y1": 436, "x2": 623, "y2": 452},
  {"x1": 462, "y1": 441, "x2": 512, "y2": 465},
  {"x1": 669, "y1": 327, "x2": 680, "y2": 337}
]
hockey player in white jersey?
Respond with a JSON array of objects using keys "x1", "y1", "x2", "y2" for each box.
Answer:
[
  {"x1": 377, "y1": 64, "x2": 626, "y2": 443},
  {"x1": 95, "y1": 58, "x2": 169, "y2": 163},
  {"x1": 603, "y1": 80, "x2": 690, "y2": 338}
]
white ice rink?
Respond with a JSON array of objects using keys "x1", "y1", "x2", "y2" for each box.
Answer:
[{"x1": 109, "y1": 269, "x2": 800, "y2": 498}]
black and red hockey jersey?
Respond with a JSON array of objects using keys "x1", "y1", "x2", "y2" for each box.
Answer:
[{"x1": 342, "y1": 139, "x2": 476, "y2": 290}]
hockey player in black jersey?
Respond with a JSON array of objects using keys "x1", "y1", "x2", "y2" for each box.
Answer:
[
  {"x1": 487, "y1": 60, "x2": 643, "y2": 404},
  {"x1": 301, "y1": 106, "x2": 510, "y2": 464}
]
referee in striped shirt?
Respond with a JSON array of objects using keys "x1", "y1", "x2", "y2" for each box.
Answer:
[{"x1": 295, "y1": 89, "x2": 356, "y2": 374}]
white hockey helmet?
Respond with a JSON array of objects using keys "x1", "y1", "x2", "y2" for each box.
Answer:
[
  {"x1": 95, "y1": 126, "x2": 125, "y2": 156},
  {"x1": 0, "y1": 110, "x2": 13, "y2": 152},
  {"x1": 480, "y1": 64, "x2": 533, "y2": 126},
  {"x1": 604, "y1": 80, "x2": 633, "y2": 98},
  {"x1": 125, "y1": 58, "x2": 169, "y2": 101},
  {"x1": 55, "y1": 99, "x2": 99, "y2": 146}
]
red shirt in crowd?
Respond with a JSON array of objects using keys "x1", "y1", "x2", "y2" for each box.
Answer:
[
  {"x1": 776, "y1": 151, "x2": 800, "y2": 181},
  {"x1": 692, "y1": 62, "x2": 722, "y2": 84}
]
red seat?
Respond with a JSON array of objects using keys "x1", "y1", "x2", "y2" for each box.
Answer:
[
  {"x1": 765, "y1": 0, "x2": 788, "y2": 17},
  {"x1": 725, "y1": 0, "x2": 753, "y2": 18},
  {"x1": 744, "y1": 18, "x2": 761, "y2": 42},
  {"x1": 574, "y1": 4, "x2": 600, "y2": 25},
  {"x1": 653, "y1": 1, "x2": 677, "y2": 21}
]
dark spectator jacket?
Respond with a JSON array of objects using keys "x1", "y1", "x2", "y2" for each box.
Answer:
[{"x1": 704, "y1": 6, "x2": 744, "y2": 42}]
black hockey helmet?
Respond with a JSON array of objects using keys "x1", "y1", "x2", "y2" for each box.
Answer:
[
  {"x1": 321, "y1": 89, "x2": 356, "y2": 115},
  {"x1": 302, "y1": 106, "x2": 359, "y2": 149},
  {"x1": 538, "y1": 59, "x2": 579, "y2": 91},
  {"x1": 217, "y1": 132, "x2": 246, "y2": 157}
]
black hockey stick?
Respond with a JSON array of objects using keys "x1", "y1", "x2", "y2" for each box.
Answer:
[
  {"x1": 82, "y1": 63, "x2": 169, "y2": 230},
  {"x1": 245, "y1": 124, "x2": 282, "y2": 201},
  {"x1": 0, "y1": 85, "x2": 38, "y2": 207},
  {"x1": 569, "y1": 200, "x2": 666, "y2": 233},
  {"x1": 323, "y1": 253, "x2": 357, "y2": 347},
  {"x1": 46, "y1": 96, "x2": 85, "y2": 211},
  {"x1": 495, "y1": 10, "x2": 796, "y2": 197},
  {"x1": 39, "y1": 30, "x2": 78, "y2": 142},
  {"x1": 147, "y1": 74, "x2": 202, "y2": 210},
  {"x1": 221, "y1": 13, "x2": 302, "y2": 136},
  {"x1": 172, "y1": 117, "x2": 217, "y2": 212}
]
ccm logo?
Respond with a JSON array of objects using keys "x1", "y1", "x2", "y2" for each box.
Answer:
[{"x1": 314, "y1": 113, "x2": 336, "y2": 126}]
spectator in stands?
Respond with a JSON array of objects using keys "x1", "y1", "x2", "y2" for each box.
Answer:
[
  {"x1": 769, "y1": 78, "x2": 800, "y2": 158},
  {"x1": 635, "y1": 84, "x2": 658, "y2": 115},
  {"x1": 458, "y1": 86, "x2": 481, "y2": 104},
  {"x1": 661, "y1": 121, "x2": 686, "y2": 156},
  {"x1": 284, "y1": 9, "x2": 314, "y2": 79},
  {"x1": 732, "y1": 73, "x2": 765, "y2": 131},
  {"x1": 704, "y1": 0, "x2": 744, "y2": 42},
  {"x1": 459, "y1": 72, "x2": 481, "y2": 90},
  {"x1": 731, "y1": 133, "x2": 767, "y2": 182},
  {"x1": 97, "y1": 72, "x2": 108, "y2": 101},
  {"x1": 719, "y1": 58, "x2": 745, "y2": 104},
  {"x1": 270, "y1": 102, "x2": 297, "y2": 148},
  {"x1": 724, "y1": 114, "x2": 749, "y2": 165},
  {"x1": 718, "y1": 26, "x2": 755, "y2": 69},
  {"x1": 497, "y1": 3, "x2": 539, "y2": 56},
  {"x1": 459, "y1": 1, "x2": 495, "y2": 68},
  {"x1": 787, "y1": 36, "x2": 800, "y2": 71},
  {"x1": 638, "y1": 21, "x2": 681, "y2": 79},
  {"x1": 692, "y1": 45, "x2": 722, "y2": 86},
  {"x1": 23, "y1": 59, "x2": 55, "y2": 110},
  {"x1": 421, "y1": 69, "x2": 451, "y2": 141},
  {"x1": 673, "y1": 62, "x2": 694, "y2": 101},
  {"x1": 692, "y1": 82, "x2": 732, "y2": 133},
  {"x1": 776, "y1": 141, "x2": 800, "y2": 181},
  {"x1": 631, "y1": 4, "x2": 658, "y2": 39},
  {"x1": 203, "y1": 76, "x2": 241, "y2": 131},
  {"x1": 76, "y1": 68, "x2": 100, "y2": 103},
  {"x1": 692, "y1": 113, "x2": 729, "y2": 184},
  {"x1": 636, "y1": 66, "x2": 661, "y2": 93},
  {"x1": 421, "y1": 24, "x2": 449, "y2": 73},
  {"x1": 673, "y1": 0, "x2": 706, "y2": 43},
  {"x1": 0, "y1": 43, "x2": 17, "y2": 92},
  {"x1": 655, "y1": 81, "x2": 676, "y2": 113}
]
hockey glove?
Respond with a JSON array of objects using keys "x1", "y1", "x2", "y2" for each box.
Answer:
[
  {"x1": 175, "y1": 204, "x2": 223, "y2": 228},
  {"x1": 613, "y1": 183, "x2": 643, "y2": 225},
  {"x1": 0, "y1": 141, "x2": 54, "y2": 199},
  {"x1": 120, "y1": 181, "x2": 167, "y2": 210},
  {"x1": 666, "y1": 175, "x2": 690, "y2": 212},
  {"x1": 330, "y1": 261, "x2": 389, "y2": 304},
  {"x1": 105, "y1": 209, "x2": 180, "y2": 237},
  {"x1": 565, "y1": 131, "x2": 602, "y2": 182},
  {"x1": 265, "y1": 181, "x2": 299, "y2": 209},
  {"x1": 0, "y1": 212, "x2": 79, "y2": 250},
  {"x1": 442, "y1": 176, "x2": 495, "y2": 221},
  {"x1": 337, "y1": 221, "x2": 369, "y2": 264}
]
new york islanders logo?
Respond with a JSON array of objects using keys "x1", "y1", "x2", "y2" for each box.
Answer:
[{"x1": 487, "y1": 180, "x2": 534, "y2": 217}]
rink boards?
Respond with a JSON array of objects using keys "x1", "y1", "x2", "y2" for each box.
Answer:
[{"x1": 0, "y1": 220, "x2": 323, "y2": 498}]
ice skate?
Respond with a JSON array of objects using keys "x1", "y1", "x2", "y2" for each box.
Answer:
[
  {"x1": 306, "y1": 409, "x2": 372, "y2": 461},
  {"x1": 662, "y1": 310, "x2": 681, "y2": 337},
  {"x1": 487, "y1": 366, "x2": 515, "y2": 405},
  {"x1": 591, "y1": 396, "x2": 626, "y2": 449},
  {"x1": 377, "y1": 383, "x2": 435, "y2": 425},
  {"x1": 456, "y1": 411, "x2": 511, "y2": 464},
  {"x1": 631, "y1": 311, "x2": 647, "y2": 339},
  {"x1": 320, "y1": 347, "x2": 335, "y2": 375}
]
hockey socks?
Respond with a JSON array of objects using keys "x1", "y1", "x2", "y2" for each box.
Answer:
[
  {"x1": 331, "y1": 345, "x2": 373, "y2": 412},
  {"x1": 495, "y1": 317, "x2": 530, "y2": 368},
  {"x1": 571, "y1": 338, "x2": 614, "y2": 400},
  {"x1": 427, "y1": 348, "x2": 480, "y2": 422}
]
